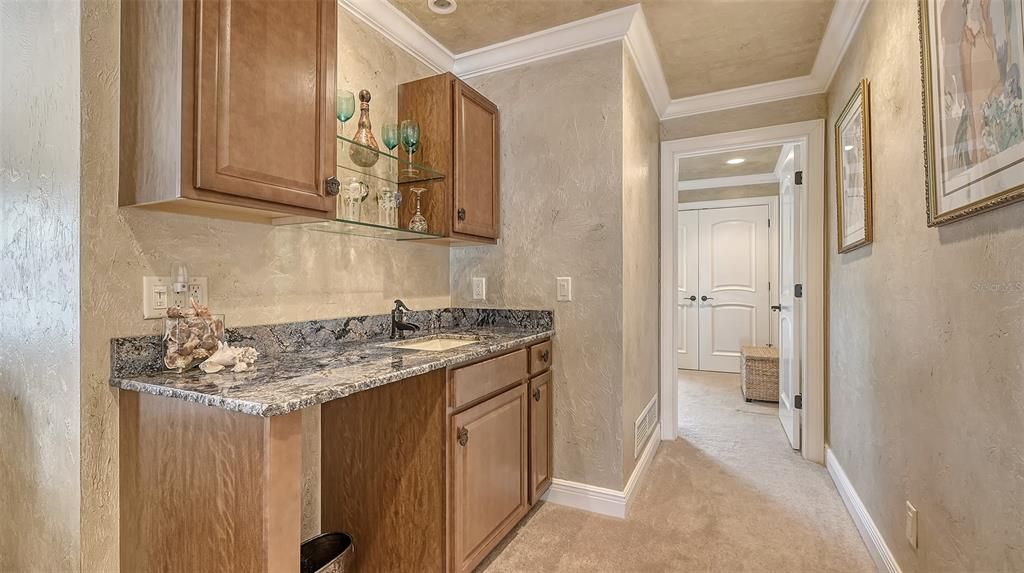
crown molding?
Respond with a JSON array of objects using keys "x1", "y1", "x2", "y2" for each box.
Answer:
[
  {"x1": 661, "y1": 0, "x2": 869, "y2": 119},
  {"x1": 454, "y1": 4, "x2": 639, "y2": 79},
  {"x1": 623, "y1": 5, "x2": 671, "y2": 115},
  {"x1": 338, "y1": 0, "x2": 454, "y2": 73},
  {"x1": 341, "y1": 0, "x2": 869, "y2": 120},
  {"x1": 677, "y1": 172, "x2": 778, "y2": 191}
]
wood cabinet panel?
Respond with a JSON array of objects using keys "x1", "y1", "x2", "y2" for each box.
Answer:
[
  {"x1": 453, "y1": 82, "x2": 500, "y2": 239},
  {"x1": 528, "y1": 340, "x2": 552, "y2": 376},
  {"x1": 194, "y1": 0, "x2": 335, "y2": 212},
  {"x1": 321, "y1": 370, "x2": 446, "y2": 573},
  {"x1": 450, "y1": 384, "x2": 529, "y2": 573},
  {"x1": 450, "y1": 348, "x2": 527, "y2": 410},
  {"x1": 529, "y1": 370, "x2": 553, "y2": 503}
]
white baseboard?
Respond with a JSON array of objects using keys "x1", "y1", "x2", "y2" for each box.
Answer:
[
  {"x1": 543, "y1": 423, "x2": 661, "y2": 519},
  {"x1": 826, "y1": 448, "x2": 902, "y2": 573}
]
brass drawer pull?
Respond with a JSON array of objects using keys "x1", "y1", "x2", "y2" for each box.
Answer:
[
  {"x1": 457, "y1": 427, "x2": 469, "y2": 447},
  {"x1": 532, "y1": 389, "x2": 541, "y2": 402}
]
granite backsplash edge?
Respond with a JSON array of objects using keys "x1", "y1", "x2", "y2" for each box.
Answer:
[{"x1": 111, "y1": 308, "x2": 554, "y2": 378}]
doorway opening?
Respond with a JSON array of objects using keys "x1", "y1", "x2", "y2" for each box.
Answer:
[{"x1": 659, "y1": 121, "x2": 826, "y2": 463}]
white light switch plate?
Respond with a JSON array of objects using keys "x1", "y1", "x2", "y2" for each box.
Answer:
[
  {"x1": 472, "y1": 277, "x2": 486, "y2": 301},
  {"x1": 143, "y1": 276, "x2": 208, "y2": 319},
  {"x1": 556, "y1": 277, "x2": 572, "y2": 302},
  {"x1": 905, "y1": 501, "x2": 918, "y2": 549}
]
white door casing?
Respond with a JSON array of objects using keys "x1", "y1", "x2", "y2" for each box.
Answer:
[
  {"x1": 697, "y1": 205, "x2": 771, "y2": 373},
  {"x1": 777, "y1": 147, "x2": 802, "y2": 449},
  {"x1": 677, "y1": 210, "x2": 700, "y2": 369}
]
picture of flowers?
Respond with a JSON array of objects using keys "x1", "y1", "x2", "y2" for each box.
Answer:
[{"x1": 920, "y1": 0, "x2": 1024, "y2": 224}]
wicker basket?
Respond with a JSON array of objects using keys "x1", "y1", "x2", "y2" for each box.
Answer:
[{"x1": 740, "y1": 346, "x2": 779, "y2": 402}]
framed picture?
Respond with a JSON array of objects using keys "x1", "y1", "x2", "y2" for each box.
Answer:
[
  {"x1": 835, "y1": 79, "x2": 872, "y2": 253},
  {"x1": 920, "y1": 0, "x2": 1024, "y2": 225}
]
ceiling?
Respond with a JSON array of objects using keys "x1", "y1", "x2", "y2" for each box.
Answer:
[
  {"x1": 387, "y1": 0, "x2": 836, "y2": 99},
  {"x1": 677, "y1": 145, "x2": 784, "y2": 182}
]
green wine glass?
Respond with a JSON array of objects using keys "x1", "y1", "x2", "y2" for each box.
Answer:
[
  {"x1": 336, "y1": 89, "x2": 355, "y2": 134},
  {"x1": 400, "y1": 119, "x2": 420, "y2": 176},
  {"x1": 382, "y1": 122, "x2": 400, "y2": 153}
]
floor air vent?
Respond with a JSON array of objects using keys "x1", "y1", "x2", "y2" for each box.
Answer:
[{"x1": 634, "y1": 395, "x2": 658, "y2": 459}]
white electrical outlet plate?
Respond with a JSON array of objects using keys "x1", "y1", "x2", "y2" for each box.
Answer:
[
  {"x1": 905, "y1": 501, "x2": 918, "y2": 549},
  {"x1": 472, "y1": 277, "x2": 486, "y2": 301},
  {"x1": 556, "y1": 277, "x2": 572, "y2": 302},
  {"x1": 143, "y1": 276, "x2": 208, "y2": 319}
]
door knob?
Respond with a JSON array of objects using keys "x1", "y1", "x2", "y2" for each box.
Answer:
[
  {"x1": 687, "y1": 295, "x2": 697, "y2": 301},
  {"x1": 771, "y1": 305, "x2": 782, "y2": 312},
  {"x1": 701, "y1": 295, "x2": 714, "y2": 302}
]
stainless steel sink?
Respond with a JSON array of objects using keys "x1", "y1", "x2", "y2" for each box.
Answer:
[{"x1": 381, "y1": 336, "x2": 478, "y2": 352}]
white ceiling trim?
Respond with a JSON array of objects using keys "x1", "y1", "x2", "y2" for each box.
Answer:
[
  {"x1": 677, "y1": 173, "x2": 778, "y2": 191},
  {"x1": 339, "y1": 0, "x2": 454, "y2": 73},
  {"x1": 454, "y1": 5, "x2": 638, "y2": 79},
  {"x1": 662, "y1": 0, "x2": 869, "y2": 119},
  {"x1": 340, "y1": 0, "x2": 868, "y2": 121}
]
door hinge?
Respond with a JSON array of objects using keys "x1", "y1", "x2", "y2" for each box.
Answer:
[
  {"x1": 794, "y1": 283, "x2": 803, "y2": 298},
  {"x1": 794, "y1": 394, "x2": 803, "y2": 409},
  {"x1": 795, "y1": 170, "x2": 804, "y2": 185},
  {"x1": 768, "y1": 217, "x2": 771, "y2": 228}
]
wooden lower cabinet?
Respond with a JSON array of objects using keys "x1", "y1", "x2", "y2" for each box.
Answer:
[
  {"x1": 449, "y1": 383, "x2": 529, "y2": 573},
  {"x1": 529, "y1": 370, "x2": 553, "y2": 503}
]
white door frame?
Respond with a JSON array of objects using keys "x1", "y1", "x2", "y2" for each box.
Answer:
[
  {"x1": 659, "y1": 119, "x2": 826, "y2": 464},
  {"x1": 679, "y1": 195, "x2": 780, "y2": 353}
]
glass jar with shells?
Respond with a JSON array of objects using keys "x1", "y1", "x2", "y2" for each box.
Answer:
[{"x1": 163, "y1": 300, "x2": 225, "y2": 372}]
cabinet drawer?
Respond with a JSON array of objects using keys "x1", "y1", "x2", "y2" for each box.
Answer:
[
  {"x1": 528, "y1": 340, "x2": 552, "y2": 376},
  {"x1": 451, "y1": 349, "x2": 527, "y2": 410}
]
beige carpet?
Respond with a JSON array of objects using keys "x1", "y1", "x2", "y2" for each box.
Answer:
[{"x1": 479, "y1": 370, "x2": 873, "y2": 572}]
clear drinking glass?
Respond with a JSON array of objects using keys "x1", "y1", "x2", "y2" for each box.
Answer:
[
  {"x1": 409, "y1": 187, "x2": 428, "y2": 232},
  {"x1": 340, "y1": 177, "x2": 368, "y2": 221},
  {"x1": 400, "y1": 120, "x2": 420, "y2": 176},
  {"x1": 377, "y1": 186, "x2": 402, "y2": 228}
]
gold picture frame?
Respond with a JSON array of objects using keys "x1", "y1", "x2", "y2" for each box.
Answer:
[
  {"x1": 919, "y1": 0, "x2": 1024, "y2": 226},
  {"x1": 835, "y1": 79, "x2": 872, "y2": 253}
]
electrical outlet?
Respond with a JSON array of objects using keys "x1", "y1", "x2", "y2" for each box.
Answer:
[
  {"x1": 556, "y1": 277, "x2": 572, "y2": 302},
  {"x1": 143, "y1": 276, "x2": 208, "y2": 319},
  {"x1": 472, "y1": 277, "x2": 486, "y2": 301},
  {"x1": 905, "y1": 501, "x2": 918, "y2": 549}
]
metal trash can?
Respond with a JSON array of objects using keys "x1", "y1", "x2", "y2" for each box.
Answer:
[{"x1": 300, "y1": 532, "x2": 354, "y2": 573}]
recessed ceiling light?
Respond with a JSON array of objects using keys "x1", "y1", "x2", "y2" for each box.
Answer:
[
  {"x1": 726, "y1": 158, "x2": 745, "y2": 165},
  {"x1": 844, "y1": 145, "x2": 854, "y2": 151},
  {"x1": 428, "y1": 0, "x2": 457, "y2": 14}
]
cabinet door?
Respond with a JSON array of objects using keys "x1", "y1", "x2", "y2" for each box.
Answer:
[
  {"x1": 450, "y1": 384, "x2": 527, "y2": 573},
  {"x1": 452, "y1": 80, "x2": 500, "y2": 239},
  {"x1": 529, "y1": 370, "x2": 553, "y2": 503},
  {"x1": 193, "y1": 0, "x2": 335, "y2": 212}
]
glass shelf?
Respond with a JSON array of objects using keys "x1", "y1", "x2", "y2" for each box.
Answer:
[
  {"x1": 336, "y1": 135, "x2": 444, "y2": 185},
  {"x1": 272, "y1": 215, "x2": 445, "y2": 241}
]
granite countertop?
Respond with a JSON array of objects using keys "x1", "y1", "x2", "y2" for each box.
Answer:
[{"x1": 110, "y1": 327, "x2": 553, "y2": 417}]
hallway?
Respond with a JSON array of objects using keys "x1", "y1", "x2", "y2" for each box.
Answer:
[{"x1": 481, "y1": 370, "x2": 873, "y2": 572}]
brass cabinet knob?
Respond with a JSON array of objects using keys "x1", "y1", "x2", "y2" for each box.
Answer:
[
  {"x1": 456, "y1": 427, "x2": 469, "y2": 447},
  {"x1": 532, "y1": 389, "x2": 541, "y2": 402},
  {"x1": 324, "y1": 176, "x2": 341, "y2": 196},
  {"x1": 457, "y1": 208, "x2": 466, "y2": 221},
  {"x1": 540, "y1": 349, "x2": 550, "y2": 362}
]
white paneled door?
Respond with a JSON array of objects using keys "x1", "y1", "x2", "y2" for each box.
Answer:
[
  {"x1": 677, "y1": 211, "x2": 700, "y2": 369},
  {"x1": 777, "y1": 150, "x2": 802, "y2": 449},
  {"x1": 678, "y1": 205, "x2": 771, "y2": 373}
]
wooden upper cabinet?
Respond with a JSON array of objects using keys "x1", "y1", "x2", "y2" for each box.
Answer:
[
  {"x1": 452, "y1": 82, "x2": 500, "y2": 239},
  {"x1": 398, "y1": 73, "x2": 500, "y2": 243},
  {"x1": 120, "y1": 0, "x2": 337, "y2": 220}
]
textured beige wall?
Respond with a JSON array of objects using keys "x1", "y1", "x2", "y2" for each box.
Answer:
[
  {"x1": 678, "y1": 182, "x2": 778, "y2": 203},
  {"x1": 827, "y1": 1, "x2": 1024, "y2": 571},
  {"x1": 454, "y1": 43, "x2": 627, "y2": 490},
  {"x1": 0, "y1": 1, "x2": 83, "y2": 571},
  {"x1": 78, "y1": 6, "x2": 445, "y2": 568},
  {"x1": 661, "y1": 94, "x2": 827, "y2": 141},
  {"x1": 620, "y1": 48, "x2": 661, "y2": 482}
]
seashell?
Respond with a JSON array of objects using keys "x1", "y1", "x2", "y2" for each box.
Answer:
[
  {"x1": 231, "y1": 362, "x2": 249, "y2": 373},
  {"x1": 198, "y1": 342, "x2": 259, "y2": 375},
  {"x1": 199, "y1": 361, "x2": 225, "y2": 374},
  {"x1": 166, "y1": 306, "x2": 184, "y2": 319}
]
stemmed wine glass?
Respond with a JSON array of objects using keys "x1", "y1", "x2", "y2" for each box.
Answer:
[
  {"x1": 382, "y1": 123, "x2": 400, "y2": 152},
  {"x1": 409, "y1": 187, "x2": 428, "y2": 232},
  {"x1": 400, "y1": 120, "x2": 420, "y2": 176},
  {"x1": 336, "y1": 90, "x2": 355, "y2": 136}
]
